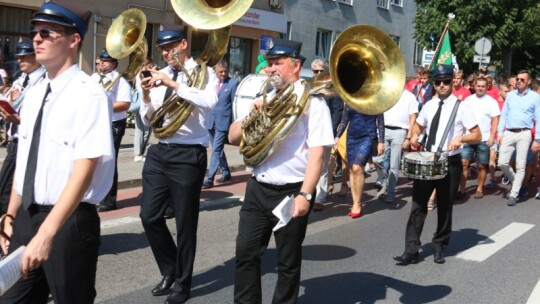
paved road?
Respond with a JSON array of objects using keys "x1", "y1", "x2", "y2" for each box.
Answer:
[{"x1": 95, "y1": 168, "x2": 540, "y2": 304}]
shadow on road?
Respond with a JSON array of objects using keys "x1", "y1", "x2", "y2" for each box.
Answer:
[
  {"x1": 298, "y1": 272, "x2": 452, "y2": 304},
  {"x1": 99, "y1": 232, "x2": 149, "y2": 255}
]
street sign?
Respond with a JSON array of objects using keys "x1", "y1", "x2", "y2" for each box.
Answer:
[
  {"x1": 474, "y1": 37, "x2": 492, "y2": 55},
  {"x1": 473, "y1": 54, "x2": 490, "y2": 63}
]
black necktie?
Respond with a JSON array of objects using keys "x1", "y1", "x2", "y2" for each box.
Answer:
[
  {"x1": 425, "y1": 100, "x2": 444, "y2": 152},
  {"x1": 99, "y1": 74, "x2": 106, "y2": 85},
  {"x1": 158, "y1": 69, "x2": 179, "y2": 128},
  {"x1": 22, "y1": 74, "x2": 30, "y2": 89},
  {"x1": 22, "y1": 83, "x2": 51, "y2": 209}
]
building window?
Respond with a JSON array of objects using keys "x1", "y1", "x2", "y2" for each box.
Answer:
[
  {"x1": 334, "y1": 0, "x2": 353, "y2": 5},
  {"x1": 391, "y1": 0, "x2": 403, "y2": 7},
  {"x1": 389, "y1": 35, "x2": 400, "y2": 48},
  {"x1": 316, "y1": 29, "x2": 332, "y2": 59},
  {"x1": 413, "y1": 43, "x2": 423, "y2": 66},
  {"x1": 377, "y1": 0, "x2": 389, "y2": 9}
]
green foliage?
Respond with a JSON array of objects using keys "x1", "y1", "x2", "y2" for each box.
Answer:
[{"x1": 414, "y1": 0, "x2": 540, "y2": 77}]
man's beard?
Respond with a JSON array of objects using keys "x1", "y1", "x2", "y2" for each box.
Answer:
[{"x1": 269, "y1": 74, "x2": 286, "y2": 89}]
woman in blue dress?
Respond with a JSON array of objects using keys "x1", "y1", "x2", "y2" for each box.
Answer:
[{"x1": 335, "y1": 105, "x2": 384, "y2": 218}]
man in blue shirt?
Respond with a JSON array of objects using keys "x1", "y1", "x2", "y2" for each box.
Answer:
[{"x1": 497, "y1": 70, "x2": 540, "y2": 206}]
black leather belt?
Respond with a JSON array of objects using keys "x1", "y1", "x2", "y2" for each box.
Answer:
[
  {"x1": 253, "y1": 177, "x2": 302, "y2": 191},
  {"x1": 385, "y1": 126, "x2": 406, "y2": 130},
  {"x1": 158, "y1": 142, "x2": 204, "y2": 149},
  {"x1": 29, "y1": 202, "x2": 94, "y2": 213},
  {"x1": 507, "y1": 128, "x2": 531, "y2": 133}
]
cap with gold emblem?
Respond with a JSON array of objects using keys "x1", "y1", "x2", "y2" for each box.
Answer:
[
  {"x1": 432, "y1": 64, "x2": 454, "y2": 78},
  {"x1": 15, "y1": 37, "x2": 35, "y2": 57},
  {"x1": 265, "y1": 38, "x2": 302, "y2": 60},
  {"x1": 156, "y1": 23, "x2": 187, "y2": 47},
  {"x1": 31, "y1": 0, "x2": 92, "y2": 37}
]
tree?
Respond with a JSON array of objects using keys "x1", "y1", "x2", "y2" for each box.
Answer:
[{"x1": 414, "y1": 0, "x2": 540, "y2": 77}]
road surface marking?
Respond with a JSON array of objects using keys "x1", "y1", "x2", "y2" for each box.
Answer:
[
  {"x1": 101, "y1": 216, "x2": 141, "y2": 230},
  {"x1": 456, "y1": 222, "x2": 534, "y2": 262},
  {"x1": 527, "y1": 278, "x2": 540, "y2": 304}
]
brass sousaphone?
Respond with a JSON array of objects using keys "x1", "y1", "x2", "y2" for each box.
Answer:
[
  {"x1": 239, "y1": 24, "x2": 406, "y2": 167},
  {"x1": 103, "y1": 8, "x2": 148, "y2": 90},
  {"x1": 149, "y1": 0, "x2": 253, "y2": 139}
]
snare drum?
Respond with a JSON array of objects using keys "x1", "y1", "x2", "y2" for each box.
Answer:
[
  {"x1": 233, "y1": 74, "x2": 269, "y2": 121},
  {"x1": 401, "y1": 151, "x2": 448, "y2": 180}
]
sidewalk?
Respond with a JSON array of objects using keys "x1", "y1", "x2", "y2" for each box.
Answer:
[{"x1": 0, "y1": 127, "x2": 247, "y2": 190}]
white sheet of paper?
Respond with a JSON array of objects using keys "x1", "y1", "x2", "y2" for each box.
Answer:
[
  {"x1": 0, "y1": 245, "x2": 25, "y2": 296},
  {"x1": 272, "y1": 195, "x2": 295, "y2": 231}
]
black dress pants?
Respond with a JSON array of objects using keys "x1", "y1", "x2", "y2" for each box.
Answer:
[
  {"x1": 1, "y1": 203, "x2": 100, "y2": 304},
  {"x1": 100, "y1": 118, "x2": 126, "y2": 208},
  {"x1": 405, "y1": 154, "x2": 462, "y2": 253},
  {"x1": 140, "y1": 143, "x2": 207, "y2": 297},
  {"x1": 234, "y1": 177, "x2": 314, "y2": 304},
  {"x1": 0, "y1": 140, "x2": 17, "y2": 215}
]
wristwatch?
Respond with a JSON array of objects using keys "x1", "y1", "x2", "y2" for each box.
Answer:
[{"x1": 298, "y1": 192, "x2": 313, "y2": 201}]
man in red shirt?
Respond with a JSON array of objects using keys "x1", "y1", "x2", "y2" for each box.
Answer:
[
  {"x1": 452, "y1": 70, "x2": 471, "y2": 101},
  {"x1": 405, "y1": 66, "x2": 425, "y2": 93}
]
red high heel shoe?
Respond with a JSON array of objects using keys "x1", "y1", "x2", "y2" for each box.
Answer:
[{"x1": 348, "y1": 210, "x2": 362, "y2": 218}]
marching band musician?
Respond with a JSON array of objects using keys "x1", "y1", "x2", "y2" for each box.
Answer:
[
  {"x1": 91, "y1": 49, "x2": 132, "y2": 212},
  {"x1": 0, "y1": 39, "x2": 44, "y2": 216},
  {"x1": 228, "y1": 38, "x2": 334, "y2": 304},
  {"x1": 139, "y1": 24, "x2": 218, "y2": 304},
  {"x1": 0, "y1": 0, "x2": 114, "y2": 302},
  {"x1": 394, "y1": 64, "x2": 480, "y2": 266}
]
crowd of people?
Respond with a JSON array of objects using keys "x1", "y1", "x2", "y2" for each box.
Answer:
[{"x1": 0, "y1": 0, "x2": 540, "y2": 303}]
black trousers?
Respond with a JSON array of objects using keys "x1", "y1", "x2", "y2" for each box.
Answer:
[
  {"x1": 1, "y1": 203, "x2": 100, "y2": 304},
  {"x1": 0, "y1": 140, "x2": 17, "y2": 215},
  {"x1": 234, "y1": 177, "x2": 314, "y2": 304},
  {"x1": 140, "y1": 143, "x2": 207, "y2": 297},
  {"x1": 100, "y1": 118, "x2": 126, "y2": 208},
  {"x1": 404, "y1": 154, "x2": 462, "y2": 253}
]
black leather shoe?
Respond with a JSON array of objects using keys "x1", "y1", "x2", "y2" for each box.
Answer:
[
  {"x1": 217, "y1": 174, "x2": 232, "y2": 183},
  {"x1": 152, "y1": 276, "x2": 175, "y2": 296},
  {"x1": 98, "y1": 204, "x2": 116, "y2": 212},
  {"x1": 433, "y1": 250, "x2": 446, "y2": 264},
  {"x1": 393, "y1": 252, "x2": 420, "y2": 266},
  {"x1": 164, "y1": 291, "x2": 190, "y2": 304},
  {"x1": 202, "y1": 180, "x2": 213, "y2": 189}
]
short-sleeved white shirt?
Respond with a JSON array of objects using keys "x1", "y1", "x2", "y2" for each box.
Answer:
[
  {"x1": 417, "y1": 95, "x2": 477, "y2": 156},
  {"x1": 384, "y1": 89, "x2": 418, "y2": 129},
  {"x1": 462, "y1": 93, "x2": 500, "y2": 141},
  {"x1": 14, "y1": 65, "x2": 115, "y2": 205},
  {"x1": 245, "y1": 80, "x2": 335, "y2": 185},
  {"x1": 140, "y1": 58, "x2": 218, "y2": 147},
  {"x1": 91, "y1": 70, "x2": 131, "y2": 121}
]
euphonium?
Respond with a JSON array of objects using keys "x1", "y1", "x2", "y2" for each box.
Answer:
[
  {"x1": 103, "y1": 8, "x2": 148, "y2": 91},
  {"x1": 239, "y1": 24, "x2": 406, "y2": 167},
  {"x1": 149, "y1": 0, "x2": 253, "y2": 139}
]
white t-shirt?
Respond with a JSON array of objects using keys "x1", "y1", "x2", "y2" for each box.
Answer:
[
  {"x1": 384, "y1": 89, "x2": 418, "y2": 129},
  {"x1": 14, "y1": 65, "x2": 115, "y2": 205},
  {"x1": 140, "y1": 58, "x2": 218, "y2": 147},
  {"x1": 462, "y1": 93, "x2": 500, "y2": 141},
  {"x1": 91, "y1": 70, "x2": 131, "y2": 121},
  {"x1": 246, "y1": 80, "x2": 335, "y2": 185},
  {"x1": 417, "y1": 95, "x2": 477, "y2": 156}
]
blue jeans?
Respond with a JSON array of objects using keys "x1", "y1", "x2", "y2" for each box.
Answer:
[
  {"x1": 373, "y1": 128, "x2": 407, "y2": 199},
  {"x1": 206, "y1": 128, "x2": 230, "y2": 181}
]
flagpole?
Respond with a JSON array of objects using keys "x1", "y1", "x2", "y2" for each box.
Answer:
[{"x1": 427, "y1": 13, "x2": 455, "y2": 70}]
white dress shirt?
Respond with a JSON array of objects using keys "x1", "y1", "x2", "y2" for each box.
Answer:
[
  {"x1": 417, "y1": 95, "x2": 477, "y2": 156},
  {"x1": 14, "y1": 65, "x2": 115, "y2": 205},
  {"x1": 384, "y1": 89, "x2": 419, "y2": 129},
  {"x1": 247, "y1": 79, "x2": 335, "y2": 185},
  {"x1": 91, "y1": 69, "x2": 131, "y2": 122},
  {"x1": 462, "y1": 93, "x2": 500, "y2": 141},
  {"x1": 140, "y1": 57, "x2": 218, "y2": 147}
]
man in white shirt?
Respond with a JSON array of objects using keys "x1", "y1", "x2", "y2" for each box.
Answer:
[
  {"x1": 92, "y1": 49, "x2": 131, "y2": 212},
  {"x1": 0, "y1": 0, "x2": 114, "y2": 302},
  {"x1": 139, "y1": 23, "x2": 218, "y2": 304},
  {"x1": 228, "y1": 38, "x2": 334, "y2": 304},
  {"x1": 374, "y1": 88, "x2": 418, "y2": 203},
  {"x1": 459, "y1": 78, "x2": 500, "y2": 199}
]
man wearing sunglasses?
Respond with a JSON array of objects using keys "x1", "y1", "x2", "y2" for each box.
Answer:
[
  {"x1": 394, "y1": 64, "x2": 481, "y2": 266},
  {"x1": 92, "y1": 49, "x2": 132, "y2": 212},
  {"x1": 497, "y1": 70, "x2": 540, "y2": 207},
  {"x1": 0, "y1": 0, "x2": 114, "y2": 303}
]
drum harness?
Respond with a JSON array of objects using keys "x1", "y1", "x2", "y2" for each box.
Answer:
[{"x1": 429, "y1": 99, "x2": 460, "y2": 162}]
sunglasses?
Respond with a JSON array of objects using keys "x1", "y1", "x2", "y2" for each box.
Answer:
[
  {"x1": 516, "y1": 77, "x2": 527, "y2": 82},
  {"x1": 312, "y1": 69, "x2": 324, "y2": 74},
  {"x1": 30, "y1": 28, "x2": 66, "y2": 39},
  {"x1": 434, "y1": 78, "x2": 452, "y2": 86},
  {"x1": 159, "y1": 42, "x2": 180, "y2": 52}
]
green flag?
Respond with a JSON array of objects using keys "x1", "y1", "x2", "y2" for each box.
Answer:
[{"x1": 435, "y1": 31, "x2": 452, "y2": 65}]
